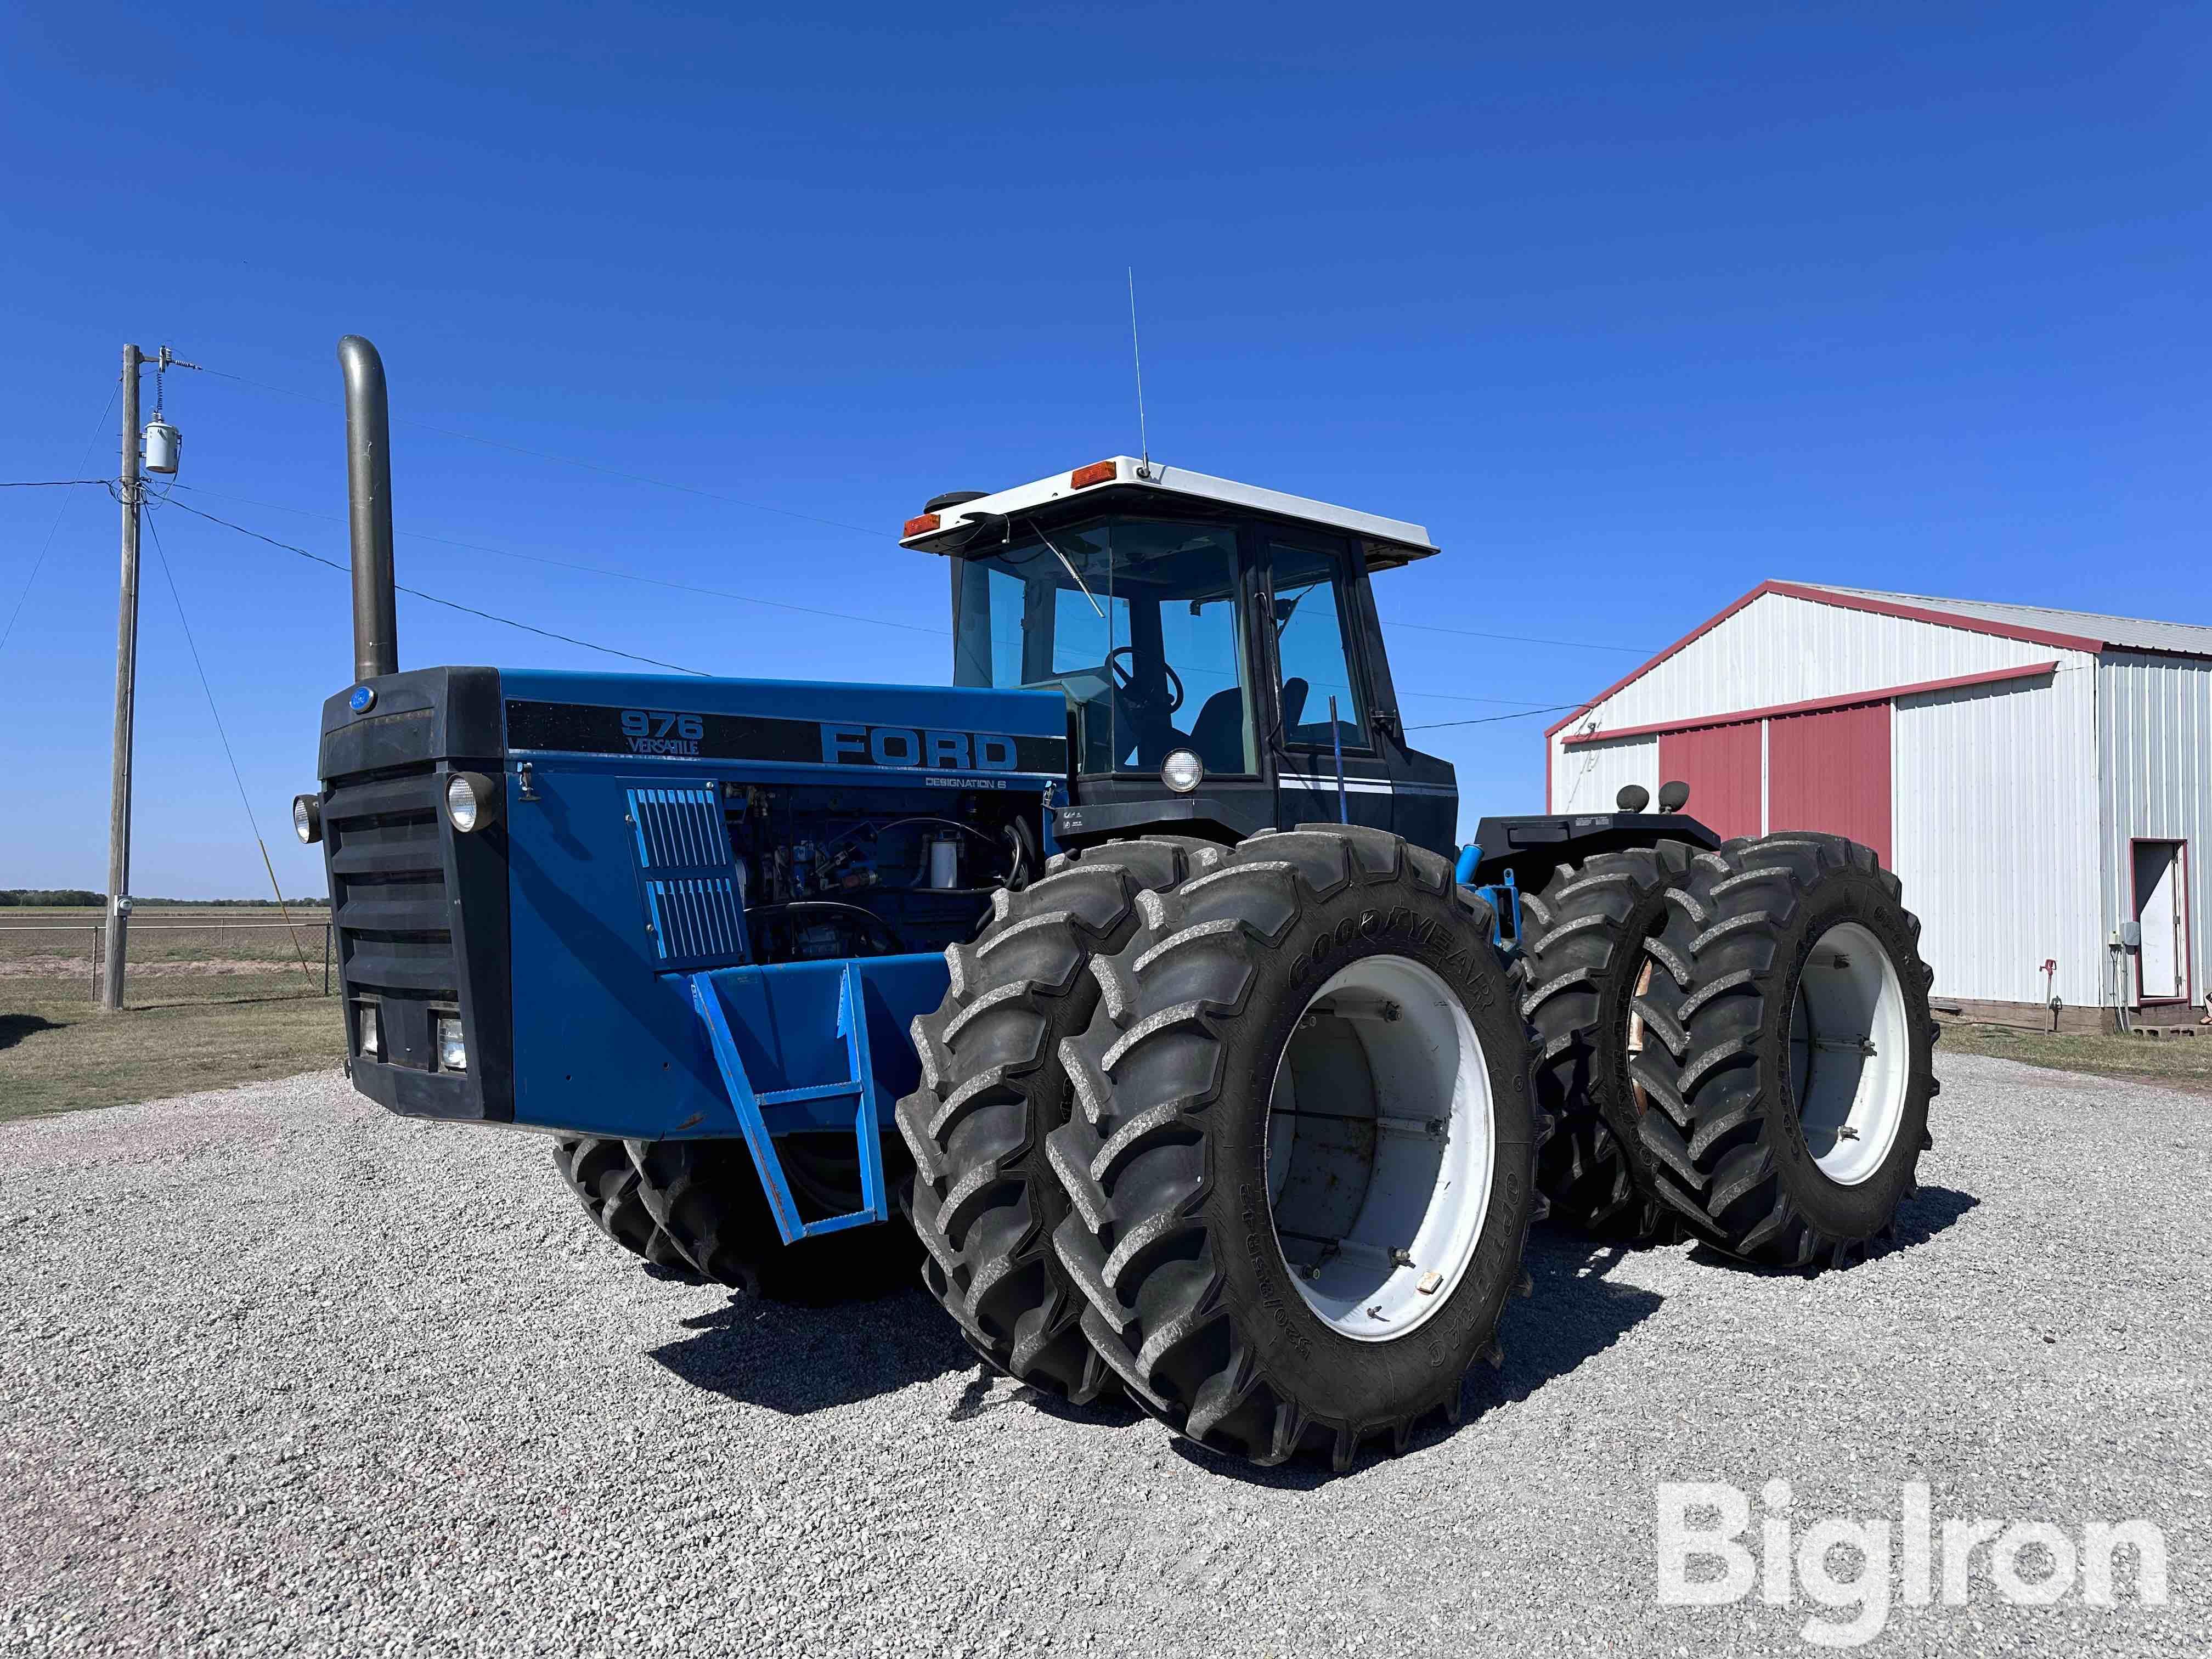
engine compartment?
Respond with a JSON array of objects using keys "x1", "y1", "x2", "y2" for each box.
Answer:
[{"x1": 721, "y1": 778, "x2": 1045, "y2": 963}]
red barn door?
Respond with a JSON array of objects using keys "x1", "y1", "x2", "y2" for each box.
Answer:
[
  {"x1": 1656, "y1": 721, "x2": 1762, "y2": 842},
  {"x1": 1767, "y1": 702, "x2": 1892, "y2": 863}
]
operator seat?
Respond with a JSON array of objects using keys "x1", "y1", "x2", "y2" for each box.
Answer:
[{"x1": 1187, "y1": 687, "x2": 1247, "y2": 772}]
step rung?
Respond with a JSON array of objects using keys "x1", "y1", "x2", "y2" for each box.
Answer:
[{"x1": 754, "y1": 1079, "x2": 864, "y2": 1106}]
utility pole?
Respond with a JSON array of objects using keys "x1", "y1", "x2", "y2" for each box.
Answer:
[{"x1": 100, "y1": 345, "x2": 143, "y2": 1012}]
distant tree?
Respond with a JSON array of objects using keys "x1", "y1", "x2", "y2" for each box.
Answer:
[{"x1": 0, "y1": 890, "x2": 328, "y2": 907}]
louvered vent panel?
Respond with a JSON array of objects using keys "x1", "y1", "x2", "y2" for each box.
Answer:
[{"x1": 626, "y1": 787, "x2": 749, "y2": 969}]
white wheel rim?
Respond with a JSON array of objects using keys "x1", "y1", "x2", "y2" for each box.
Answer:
[
  {"x1": 1790, "y1": 921, "x2": 1910, "y2": 1186},
  {"x1": 1262, "y1": 954, "x2": 1496, "y2": 1342}
]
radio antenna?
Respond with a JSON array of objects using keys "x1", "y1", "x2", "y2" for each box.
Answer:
[{"x1": 1127, "y1": 267, "x2": 1149, "y2": 470}]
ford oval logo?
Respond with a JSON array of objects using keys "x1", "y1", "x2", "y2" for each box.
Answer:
[{"x1": 348, "y1": 685, "x2": 376, "y2": 714}]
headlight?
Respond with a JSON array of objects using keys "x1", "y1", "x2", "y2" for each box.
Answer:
[
  {"x1": 292, "y1": 794, "x2": 322, "y2": 844},
  {"x1": 435, "y1": 1015, "x2": 467, "y2": 1073},
  {"x1": 1161, "y1": 749, "x2": 1204, "y2": 794},
  {"x1": 356, "y1": 1005, "x2": 381, "y2": 1059},
  {"x1": 443, "y1": 771, "x2": 500, "y2": 833}
]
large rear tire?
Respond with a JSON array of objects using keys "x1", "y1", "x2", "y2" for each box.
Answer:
[
  {"x1": 896, "y1": 837, "x2": 1220, "y2": 1402},
  {"x1": 1049, "y1": 826, "x2": 1547, "y2": 1470},
  {"x1": 1515, "y1": 844, "x2": 1695, "y2": 1239},
  {"x1": 552, "y1": 1135, "x2": 697, "y2": 1275},
  {"x1": 1629, "y1": 834, "x2": 1938, "y2": 1268}
]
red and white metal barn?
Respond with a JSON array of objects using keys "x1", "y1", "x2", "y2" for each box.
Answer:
[{"x1": 1547, "y1": 582, "x2": 2212, "y2": 1025}]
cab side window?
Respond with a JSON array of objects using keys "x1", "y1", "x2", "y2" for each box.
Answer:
[{"x1": 1269, "y1": 541, "x2": 1368, "y2": 750}]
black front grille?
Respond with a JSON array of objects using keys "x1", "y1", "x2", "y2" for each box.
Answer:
[
  {"x1": 317, "y1": 667, "x2": 510, "y2": 1123},
  {"x1": 325, "y1": 764, "x2": 456, "y2": 1005}
]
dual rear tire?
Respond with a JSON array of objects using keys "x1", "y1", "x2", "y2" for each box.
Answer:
[
  {"x1": 1517, "y1": 832, "x2": 1937, "y2": 1268},
  {"x1": 1047, "y1": 826, "x2": 1544, "y2": 1468}
]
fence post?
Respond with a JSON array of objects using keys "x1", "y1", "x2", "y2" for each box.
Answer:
[
  {"x1": 322, "y1": 920, "x2": 332, "y2": 997},
  {"x1": 89, "y1": 926, "x2": 100, "y2": 1003}
]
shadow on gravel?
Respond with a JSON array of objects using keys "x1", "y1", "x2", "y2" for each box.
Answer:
[
  {"x1": 1480, "y1": 1231, "x2": 1667, "y2": 1409},
  {"x1": 1165, "y1": 1231, "x2": 1668, "y2": 1491},
  {"x1": 1682, "y1": 1184, "x2": 1980, "y2": 1274},
  {"x1": 1890, "y1": 1184, "x2": 1979, "y2": 1249},
  {"x1": 0, "y1": 1013, "x2": 63, "y2": 1052},
  {"x1": 647, "y1": 1284, "x2": 971, "y2": 1413}
]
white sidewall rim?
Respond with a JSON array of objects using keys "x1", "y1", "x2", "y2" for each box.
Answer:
[
  {"x1": 1261, "y1": 953, "x2": 1497, "y2": 1342},
  {"x1": 1792, "y1": 920, "x2": 1911, "y2": 1186}
]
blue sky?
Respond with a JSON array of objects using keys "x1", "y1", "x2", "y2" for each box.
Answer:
[{"x1": 2, "y1": 3, "x2": 2205, "y2": 897}]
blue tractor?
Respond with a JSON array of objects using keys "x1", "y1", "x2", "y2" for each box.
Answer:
[{"x1": 301, "y1": 338, "x2": 1938, "y2": 1469}]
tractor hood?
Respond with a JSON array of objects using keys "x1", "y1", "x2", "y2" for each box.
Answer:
[{"x1": 320, "y1": 668, "x2": 1069, "y2": 782}]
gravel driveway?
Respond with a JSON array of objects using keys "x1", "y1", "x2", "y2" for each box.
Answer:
[{"x1": 1, "y1": 1052, "x2": 2204, "y2": 1656}]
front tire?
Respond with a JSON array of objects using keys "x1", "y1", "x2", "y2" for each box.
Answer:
[
  {"x1": 1630, "y1": 834, "x2": 1937, "y2": 1268},
  {"x1": 624, "y1": 1133, "x2": 919, "y2": 1304},
  {"x1": 552, "y1": 1135, "x2": 697, "y2": 1274},
  {"x1": 1049, "y1": 826, "x2": 1546, "y2": 1470}
]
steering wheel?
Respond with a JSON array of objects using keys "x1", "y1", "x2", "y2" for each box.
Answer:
[{"x1": 1106, "y1": 646, "x2": 1186, "y2": 715}]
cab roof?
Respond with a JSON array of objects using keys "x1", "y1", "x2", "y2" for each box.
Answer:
[{"x1": 898, "y1": 456, "x2": 1441, "y2": 569}]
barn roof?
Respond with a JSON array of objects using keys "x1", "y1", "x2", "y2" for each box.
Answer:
[
  {"x1": 1546, "y1": 578, "x2": 2212, "y2": 740},
  {"x1": 1801, "y1": 584, "x2": 2212, "y2": 660}
]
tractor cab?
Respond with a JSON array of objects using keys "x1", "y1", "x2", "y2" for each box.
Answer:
[{"x1": 899, "y1": 458, "x2": 1459, "y2": 858}]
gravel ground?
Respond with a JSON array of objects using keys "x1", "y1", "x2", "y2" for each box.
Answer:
[{"x1": 1, "y1": 1052, "x2": 2205, "y2": 1657}]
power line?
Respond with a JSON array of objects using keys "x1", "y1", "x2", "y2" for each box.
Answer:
[
  {"x1": 1384, "y1": 618, "x2": 1659, "y2": 654},
  {"x1": 142, "y1": 511, "x2": 268, "y2": 839},
  {"x1": 167, "y1": 482, "x2": 947, "y2": 637},
  {"x1": 142, "y1": 510, "x2": 320, "y2": 981},
  {"x1": 166, "y1": 495, "x2": 1615, "y2": 715},
  {"x1": 1406, "y1": 701, "x2": 1593, "y2": 731},
  {"x1": 0, "y1": 478, "x2": 112, "y2": 488},
  {"x1": 1400, "y1": 688, "x2": 1581, "y2": 708},
  {"x1": 157, "y1": 497, "x2": 712, "y2": 676},
  {"x1": 0, "y1": 383, "x2": 122, "y2": 659}
]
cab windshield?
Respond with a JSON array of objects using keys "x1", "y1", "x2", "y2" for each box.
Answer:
[{"x1": 952, "y1": 518, "x2": 1255, "y2": 777}]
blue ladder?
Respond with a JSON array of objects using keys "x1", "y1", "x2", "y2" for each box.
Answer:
[{"x1": 683, "y1": 966, "x2": 887, "y2": 1245}]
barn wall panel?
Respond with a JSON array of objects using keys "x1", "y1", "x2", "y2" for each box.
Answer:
[
  {"x1": 1549, "y1": 733, "x2": 1658, "y2": 816},
  {"x1": 1575, "y1": 590, "x2": 2088, "y2": 737},
  {"x1": 2099, "y1": 651, "x2": 2212, "y2": 1010},
  {"x1": 1892, "y1": 673, "x2": 2099, "y2": 1006}
]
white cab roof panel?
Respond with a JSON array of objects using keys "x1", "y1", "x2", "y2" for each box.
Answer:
[{"x1": 900, "y1": 456, "x2": 1439, "y2": 566}]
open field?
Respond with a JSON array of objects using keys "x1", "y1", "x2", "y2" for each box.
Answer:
[
  {"x1": 0, "y1": 910, "x2": 340, "y2": 1121},
  {"x1": 0, "y1": 909, "x2": 334, "y2": 998},
  {"x1": 0, "y1": 1049, "x2": 2203, "y2": 1656}
]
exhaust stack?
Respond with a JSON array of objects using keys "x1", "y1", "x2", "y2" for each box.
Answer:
[{"x1": 338, "y1": 335, "x2": 398, "y2": 681}]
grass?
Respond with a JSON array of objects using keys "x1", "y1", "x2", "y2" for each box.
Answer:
[
  {"x1": 0, "y1": 985, "x2": 344, "y2": 1122},
  {"x1": 1937, "y1": 1019, "x2": 2212, "y2": 1095},
  {"x1": 1, "y1": 909, "x2": 343, "y2": 1121}
]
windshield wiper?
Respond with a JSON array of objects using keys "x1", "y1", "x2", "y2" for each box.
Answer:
[{"x1": 1029, "y1": 522, "x2": 1105, "y2": 619}]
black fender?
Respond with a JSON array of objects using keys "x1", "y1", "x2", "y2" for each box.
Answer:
[{"x1": 1467, "y1": 810, "x2": 1723, "y2": 894}]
